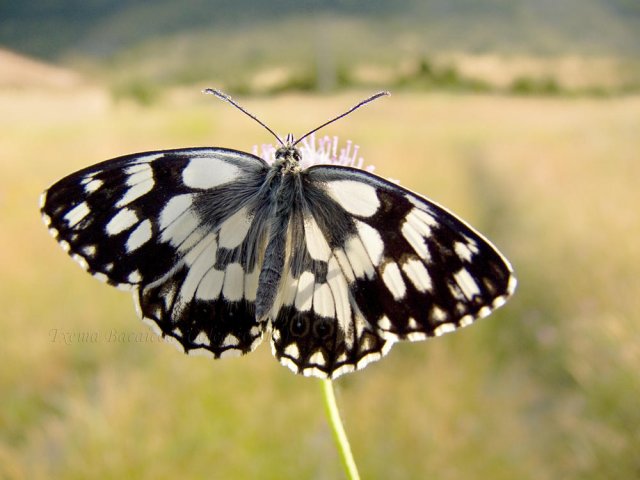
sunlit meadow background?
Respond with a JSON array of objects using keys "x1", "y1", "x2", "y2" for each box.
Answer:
[{"x1": 1, "y1": 2, "x2": 639, "y2": 479}]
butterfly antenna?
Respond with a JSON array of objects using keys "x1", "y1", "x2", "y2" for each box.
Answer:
[
  {"x1": 203, "y1": 88, "x2": 285, "y2": 146},
  {"x1": 293, "y1": 90, "x2": 390, "y2": 147}
]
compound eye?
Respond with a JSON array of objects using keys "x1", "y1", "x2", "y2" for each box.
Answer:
[{"x1": 275, "y1": 147, "x2": 287, "y2": 160}]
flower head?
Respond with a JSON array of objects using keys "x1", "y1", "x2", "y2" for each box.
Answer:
[{"x1": 252, "y1": 133, "x2": 376, "y2": 172}]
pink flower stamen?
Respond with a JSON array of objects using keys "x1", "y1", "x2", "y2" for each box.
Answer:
[{"x1": 252, "y1": 133, "x2": 376, "y2": 172}]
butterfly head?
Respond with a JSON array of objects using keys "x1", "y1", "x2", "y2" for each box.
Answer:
[{"x1": 274, "y1": 134, "x2": 302, "y2": 173}]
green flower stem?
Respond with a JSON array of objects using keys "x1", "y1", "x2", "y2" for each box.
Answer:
[{"x1": 321, "y1": 379, "x2": 361, "y2": 480}]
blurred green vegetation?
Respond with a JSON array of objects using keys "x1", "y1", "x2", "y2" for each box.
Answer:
[
  {"x1": 3, "y1": 0, "x2": 640, "y2": 100},
  {"x1": 2, "y1": 0, "x2": 640, "y2": 60},
  {"x1": 1, "y1": 87, "x2": 638, "y2": 479}
]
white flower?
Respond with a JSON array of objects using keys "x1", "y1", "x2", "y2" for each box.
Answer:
[{"x1": 252, "y1": 133, "x2": 376, "y2": 172}]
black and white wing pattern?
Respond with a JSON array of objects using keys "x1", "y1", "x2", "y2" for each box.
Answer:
[
  {"x1": 269, "y1": 166, "x2": 516, "y2": 378},
  {"x1": 41, "y1": 148, "x2": 272, "y2": 358},
  {"x1": 42, "y1": 143, "x2": 515, "y2": 379}
]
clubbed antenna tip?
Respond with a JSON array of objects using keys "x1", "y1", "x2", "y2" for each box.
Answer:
[
  {"x1": 203, "y1": 88, "x2": 285, "y2": 146},
  {"x1": 293, "y1": 91, "x2": 390, "y2": 146}
]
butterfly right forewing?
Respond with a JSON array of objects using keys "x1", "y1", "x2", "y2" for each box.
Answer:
[{"x1": 316, "y1": 166, "x2": 515, "y2": 338}]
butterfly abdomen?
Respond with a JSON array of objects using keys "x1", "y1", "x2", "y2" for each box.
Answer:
[{"x1": 255, "y1": 170, "x2": 299, "y2": 321}]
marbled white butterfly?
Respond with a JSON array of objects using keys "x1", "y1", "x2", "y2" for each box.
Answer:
[{"x1": 40, "y1": 90, "x2": 516, "y2": 379}]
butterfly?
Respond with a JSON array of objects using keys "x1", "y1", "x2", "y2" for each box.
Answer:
[{"x1": 40, "y1": 90, "x2": 516, "y2": 379}]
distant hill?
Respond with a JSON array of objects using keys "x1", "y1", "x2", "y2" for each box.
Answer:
[
  {"x1": 2, "y1": 1, "x2": 639, "y2": 95},
  {"x1": 2, "y1": 0, "x2": 639, "y2": 60},
  {"x1": 0, "y1": 48, "x2": 83, "y2": 89}
]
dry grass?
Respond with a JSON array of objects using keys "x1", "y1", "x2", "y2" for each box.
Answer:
[{"x1": 1, "y1": 86, "x2": 638, "y2": 479}]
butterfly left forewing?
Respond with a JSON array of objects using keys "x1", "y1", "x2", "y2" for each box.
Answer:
[{"x1": 42, "y1": 147, "x2": 272, "y2": 357}]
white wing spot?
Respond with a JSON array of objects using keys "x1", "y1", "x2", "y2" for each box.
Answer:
[
  {"x1": 325, "y1": 180, "x2": 380, "y2": 217},
  {"x1": 218, "y1": 207, "x2": 252, "y2": 249},
  {"x1": 455, "y1": 241, "x2": 474, "y2": 262},
  {"x1": 326, "y1": 257, "x2": 351, "y2": 332},
  {"x1": 331, "y1": 364, "x2": 355, "y2": 379},
  {"x1": 189, "y1": 348, "x2": 214, "y2": 358},
  {"x1": 280, "y1": 271, "x2": 298, "y2": 307},
  {"x1": 64, "y1": 202, "x2": 90, "y2": 228},
  {"x1": 223, "y1": 263, "x2": 245, "y2": 302},
  {"x1": 402, "y1": 257, "x2": 432, "y2": 292},
  {"x1": 345, "y1": 236, "x2": 374, "y2": 279},
  {"x1": 454, "y1": 268, "x2": 481, "y2": 300},
  {"x1": 196, "y1": 267, "x2": 224, "y2": 301},
  {"x1": 182, "y1": 156, "x2": 241, "y2": 189},
  {"x1": 333, "y1": 248, "x2": 355, "y2": 283},
  {"x1": 223, "y1": 334, "x2": 240, "y2": 347},
  {"x1": 39, "y1": 191, "x2": 47, "y2": 209},
  {"x1": 127, "y1": 270, "x2": 141, "y2": 283},
  {"x1": 179, "y1": 233, "x2": 218, "y2": 302},
  {"x1": 401, "y1": 221, "x2": 431, "y2": 261},
  {"x1": 492, "y1": 295, "x2": 507, "y2": 309},
  {"x1": 244, "y1": 268, "x2": 260, "y2": 301},
  {"x1": 142, "y1": 317, "x2": 162, "y2": 336},
  {"x1": 434, "y1": 323, "x2": 456, "y2": 336},
  {"x1": 284, "y1": 343, "x2": 300, "y2": 359},
  {"x1": 356, "y1": 220, "x2": 384, "y2": 266},
  {"x1": 459, "y1": 315, "x2": 474, "y2": 327},
  {"x1": 105, "y1": 208, "x2": 138, "y2": 235},
  {"x1": 448, "y1": 283, "x2": 465, "y2": 301},
  {"x1": 294, "y1": 271, "x2": 315, "y2": 312},
  {"x1": 381, "y1": 261, "x2": 406, "y2": 300},
  {"x1": 378, "y1": 315, "x2": 392, "y2": 331},
  {"x1": 93, "y1": 272, "x2": 108, "y2": 283},
  {"x1": 406, "y1": 208, "x2": 434, "y2": 237},
  {"x1": 71, "y1": 253, "x2": 88, "y2": 270},
  {"x1": 304, "y1": 213, "x2": 331, "y2": 261},
  {"x1": 280, "y1": 356, "x2": 299, "y2": 373},
  {"x1": 126, "y1": 219, "x2": 153, "y2": 252},
  {"x1": 117, "y1": 178, "x2": 154, "y2": 207},
  {"x1": 82, "y1": 245, "x2": 96, "y2": 257},
  {"x1": 431, "y1": 306, "x2": 447, "y2": 322},
  {"x1": 407, "y1": 331, "x2": 427, "y2": 341},
  {"x1": 194, "y1": 331, "x2": 211, "y2": 346},
  {"x1": 313, "y1": 283, "x2": 334, "y2": 318},
  {"x1": 160, "y1": 197, "x2": 200, "y2": 249},
  {"x1": 309, "y1": 351, "x2": 326, "y2": 366},
  {"x1": 84, "y1": 178, "x2": 103, "y2": 193},
  {"x1": 411, "y1": 207, "x2": 437, "y2": 227},
  {"x1": 160, "y1": 194, "x2": 193, "y2": 231}
]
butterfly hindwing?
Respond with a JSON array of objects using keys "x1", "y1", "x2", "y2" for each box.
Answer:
[
  {"x1": 42, "y1": 147, "x2": 273, "y2": 356},
  {"x1": 268, "y1": 184, "x2": 393, "y2": 378}
]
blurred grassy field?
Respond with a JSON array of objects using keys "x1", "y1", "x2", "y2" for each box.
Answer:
[{"x1": 1, "y1": 87, "x2": 639, "y2": 479}]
